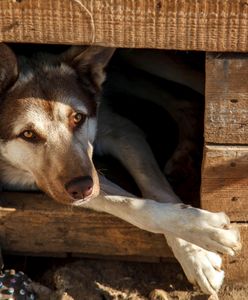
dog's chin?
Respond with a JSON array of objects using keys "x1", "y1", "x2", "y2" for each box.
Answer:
[{"x1": 71, "y1": 190, "x2": 100, "y2": 206}]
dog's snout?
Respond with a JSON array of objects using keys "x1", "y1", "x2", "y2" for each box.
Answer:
[{"x1": 65, "y1": 176, "x2": 93, "y2": 200}]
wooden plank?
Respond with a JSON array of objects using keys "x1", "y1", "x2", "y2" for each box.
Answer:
[
  {"x1": 0, "y1": 192, "x2": 247, "y2": 282},
  {"x1": 201, "y1": 145, "x2": 248, "y2": 221},
  {"x1": 223, "y1": 224, "x2": 248, "y2": 282},
  {"x1": 1, "y1": 0, "x2": 248, "y2": 51},
  {"x1": 205, "y1": 53, "x2": 248, "y2": 144},
  {"x1": 0, "y1": 192, "x2": 172, "y2": 257}
]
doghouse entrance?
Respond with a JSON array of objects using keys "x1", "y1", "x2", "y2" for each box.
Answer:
[
  {"x1": 0, "y1": 44, "x2": 204, "y2": 258},
  {"x1": 0, "y1": 44, "x2": 208, "y2": 300},
  {"x1": 0, "y1": 46, "x2": 247, "y2": 287}
]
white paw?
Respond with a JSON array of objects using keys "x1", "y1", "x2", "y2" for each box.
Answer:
[
  {"x1": 170, "y1": 204, "x2": 242, "y2": 255},
  {"x1": 166, "y1": 235, "x2": 224, "y2": 296}
]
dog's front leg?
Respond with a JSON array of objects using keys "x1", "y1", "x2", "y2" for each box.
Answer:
[
  {"x1": 82, "y1": 176, "x2": 240, "y2": 259},
  {"x1": 96, "y1": 112, "x2": 240, "y2": 296},
  {"x1": 93, "y1": 178, "x2": 238, "y2": 297}
]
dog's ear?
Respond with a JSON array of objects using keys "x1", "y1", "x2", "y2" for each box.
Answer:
[
  {"x1": 61, "y1": 46, "x2": 115, "y2": 95},
  {"x1": 0, "y1": 43, "x2": 18, "y2": 94}
]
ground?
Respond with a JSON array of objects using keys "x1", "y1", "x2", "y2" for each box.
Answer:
[{"x1": 4, "y1": 256, "x2": 248, "y2": 300}]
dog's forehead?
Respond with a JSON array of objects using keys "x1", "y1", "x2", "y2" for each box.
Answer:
[{"x1": 6, "y1": 60, "x2": 96, "y2": 114}]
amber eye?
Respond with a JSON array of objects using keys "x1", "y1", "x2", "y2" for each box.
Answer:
[
  {"x1": 72, "y1": 113, "x2": 86, "y2": 126},
  {"x1": 74, "y1": 113, "x2": 83, "y2": 123},
  {"x1": 20, "y1": 130, "x2": 37, "y2": 142},
  {"x1": 23, "y1": 130, "x2": 34, "y2": 138}
]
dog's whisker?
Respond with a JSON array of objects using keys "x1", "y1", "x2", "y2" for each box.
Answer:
[
  {"x1": 97, "y1": 169, "x2": 107, "y2": 176},
  {"x1": 99, "y1": 189, "x2": 108, "y2": 197}
]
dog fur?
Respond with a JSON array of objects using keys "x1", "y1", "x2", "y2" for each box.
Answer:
[{"x1": 0, "y1": 43, "x2": 241, "y2": 297}]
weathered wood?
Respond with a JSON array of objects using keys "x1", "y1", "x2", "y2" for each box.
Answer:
[
  {"x1": 0, "y1": 192, "x2": 247, "y2": 281},
  {"x1": 1, "y1": 0, "x2": 248, "y2": 51},
  {"x1": 223, "y1": 224, "x2": 248, "y2": 282},
  {"x1": 205, "y1": 53, "x2": 248, "y2": 144},
  {"x1": 0, "y1": 192, "x2": 172, "y2": 257},
  {"x1": 201, "y1": 145, "x2": 248, "y2": 221}
]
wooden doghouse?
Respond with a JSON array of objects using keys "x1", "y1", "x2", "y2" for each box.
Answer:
[{"x1": 0, "y1": 0, "x2": 247, "y2": 282}]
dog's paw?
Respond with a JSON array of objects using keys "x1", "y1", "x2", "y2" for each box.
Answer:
[
  {"x1": 166, "y1": 235, "x2": 224, "y2": 296},
  {"x1": 168, "y1": 205, "x2": 242, "y2": 255}
]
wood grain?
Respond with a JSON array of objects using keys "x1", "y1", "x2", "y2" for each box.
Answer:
[
  {"x1": 0, "y1": 192, "x2": 172, "y2": 257},
  {"x1": 201, "y1": 145, "x2": 248, "y2": 221},
  {"x1": 223, "y1": 224, "x2": 248, "y2": 282},
  {"x1": 0, "y1": 192, "x2": 247, "y2": 281},
  {"x1": 205, "y1": 53, "x2": 248, "y2": 144},
  {"x1": 1, "y1": 0, "x2": 248, "y2": 51}
]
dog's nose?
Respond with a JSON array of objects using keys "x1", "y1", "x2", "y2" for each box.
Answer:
[{"x1": 65, "y1": 176, "x2": 93, "y2": 200}]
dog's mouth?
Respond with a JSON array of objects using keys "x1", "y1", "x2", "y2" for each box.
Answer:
[
  {"x1": 70, "y1": 194, "x2": 94, "y2": 206},
  {"x1": 44, "y1": 184, "x2": 100, "y2": 206}
]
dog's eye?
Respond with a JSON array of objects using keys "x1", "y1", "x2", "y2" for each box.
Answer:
[
  {"x1": 20, "y1": 130, "x2": 37, "y2": 141},
  {"x1": 23, "y1": 130, "x2": 34, "y2": 138},
  {"x1": 73, "y1": 113, "x2": 86, "y2": 126}
]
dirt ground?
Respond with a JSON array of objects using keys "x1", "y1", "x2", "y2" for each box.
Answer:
[
  {"x1": 4, "y1": 255, "x2": 248, "y2": 300},
  {"x1": 42, "y1": 259, "x2": 248, "y2": 300}
]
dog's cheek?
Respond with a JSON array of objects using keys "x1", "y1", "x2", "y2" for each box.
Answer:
[{"x1": 1, "y1": 140, "x2": 39, "y2": 171}]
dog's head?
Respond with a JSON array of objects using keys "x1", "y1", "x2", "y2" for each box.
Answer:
[{"x1": 0, "y1": 43, "x2": 115, "y2": 205}]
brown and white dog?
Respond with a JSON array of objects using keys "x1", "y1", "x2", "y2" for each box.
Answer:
[{"x1": 0, "y1": 43, "x2": 241, "y2": 297}]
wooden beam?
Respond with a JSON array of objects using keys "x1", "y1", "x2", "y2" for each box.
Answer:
[
  {"x1": 205, "y1": 53, "x2": 248, "y2": 144},
  {"x1": 201, "y1": 145, "x2": 248, "y2": 221},
  {"x1": 1, "y1": 0, "x2": 248, "y2": 51},
  {"x1": 0, "y1": 192, "x2": 172, "y2": 258},
  {"x1": 0, "y1": 192, "x2": 247, "y2": 281}
]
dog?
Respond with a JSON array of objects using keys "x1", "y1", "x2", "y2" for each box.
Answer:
[{"x1": 0, "y1": 43, "x2": 241, "y2": 297}]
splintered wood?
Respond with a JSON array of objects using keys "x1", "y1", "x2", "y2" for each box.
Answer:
[{"x1": 1, "y1": 0, "x2": 248, "y2": 51}]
